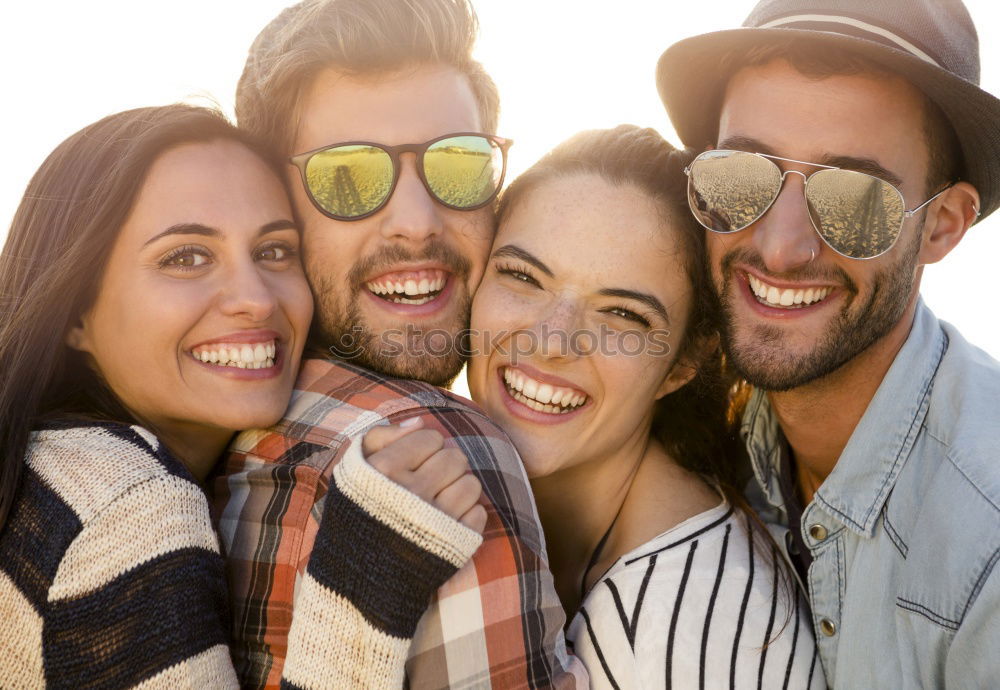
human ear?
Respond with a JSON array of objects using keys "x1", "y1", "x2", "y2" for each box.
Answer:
[
  {"x1": 918, "y1": 181, "x2": 980, "y2": 265},
  {"x1": 655, "y1": 332, "x2": 719, "y2": 400},
  {"x1": 66, "y1": 313, "x2": 93, "y2": 353}
]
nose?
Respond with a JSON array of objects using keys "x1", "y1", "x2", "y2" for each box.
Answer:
[
  {"x1": 532, "y1": 292, "x2": 587, "y2": 362},
  {"x1": 218, "y1": 262, "x2": 278, "y2": 323},
  {"x1": 378, "y1": 154, "x2": 443, "y2": 244},
  {"x1": 752, "y1": 171, "x2": 824, "y2": 273}
]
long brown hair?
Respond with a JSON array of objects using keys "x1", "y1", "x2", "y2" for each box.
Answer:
[
  {"x1": 0, "y1": 104, "x2": 284, "y2": 531},
  {"x1": 497, "y1": 126, "x2": 793, "y2": 635}
]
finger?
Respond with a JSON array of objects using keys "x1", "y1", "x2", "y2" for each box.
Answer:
[
  {"x1": 366, "y1": 429, "x2": 445, "y2": 479},
  {"x1": 433, "y1": 473, "x2": 483, "y2": 524},
  {"x1": 458, "y1": 504, "x2": 488, "y2": 534},
  {"x1": 361, "y1": 417, "x2": 424, "y2": 457},
  {"x1": 407, "y1": 448, "x2": 469, "y2": 500}
]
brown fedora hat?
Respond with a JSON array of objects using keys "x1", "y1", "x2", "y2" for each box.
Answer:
[{"x1": 657, "y1": 0, "x2": 1000, "y2": 221}]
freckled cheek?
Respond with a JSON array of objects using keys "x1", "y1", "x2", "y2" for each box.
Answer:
[{"x1": 596, "y1": 352, "x2": 670, "y2": 414}]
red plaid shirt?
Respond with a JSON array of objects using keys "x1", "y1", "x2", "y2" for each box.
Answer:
[{"x1": 211, "y1": 358, "x2": 586, "y2": 688}]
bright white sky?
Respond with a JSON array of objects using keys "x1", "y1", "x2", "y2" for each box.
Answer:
[{"x1": 3, "y1": 1, "x2": 999, "y2": 362}]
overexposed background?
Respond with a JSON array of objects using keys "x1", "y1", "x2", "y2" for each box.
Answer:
[{"x1": 3, "y1": 0, "x2": 998, "y2": 365}]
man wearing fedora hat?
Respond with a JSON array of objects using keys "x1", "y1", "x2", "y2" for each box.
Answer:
[{"x1": 658, "y1": 0, "x2": 1000, "y2": 686}]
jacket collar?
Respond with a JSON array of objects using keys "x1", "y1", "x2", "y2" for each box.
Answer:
[{"x1": 742, "y1": 300, "x2": 948, "y2": 537}]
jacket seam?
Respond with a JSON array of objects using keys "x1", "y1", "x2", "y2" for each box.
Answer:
[
  {"x1": 896, "y1": 598, "x2": 960, "y2": 631},
  {"x1": 960, "y1": 545, "x2": 1000, "y2": 623}
]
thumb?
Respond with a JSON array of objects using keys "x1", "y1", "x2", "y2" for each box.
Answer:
[{"x1": 361, "y1": 417, "x2": 425, "y2": 458}]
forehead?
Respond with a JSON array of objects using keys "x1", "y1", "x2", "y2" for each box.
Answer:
[
  {"x1": 293, "y1": 64, "x2": 481, "y2": 153},
  {"x1": 717, "y1": 59, "x2": 930, "y2": 184},
  {"x1": 500, "y1": 173, "x2": 688, "y2": 287},
  {"x1": 123, "y1": 141, "x2": 288, "y2": 239}
]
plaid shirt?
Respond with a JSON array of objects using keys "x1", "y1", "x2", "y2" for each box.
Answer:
[{"x1": 211, "y1": 358, "x2": 586, "y2": 689}]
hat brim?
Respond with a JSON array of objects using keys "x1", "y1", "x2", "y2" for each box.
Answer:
[{"x1": 656, "y1": 27, "x2": 1000, "y2": 220}]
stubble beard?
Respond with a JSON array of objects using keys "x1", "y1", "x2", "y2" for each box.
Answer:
[
  {"x1": 308, "y1": 242, "x2": 472, "y2": 387},
  {"x1": 711, "y1": 230, "x2": 922, "y2": 392}
]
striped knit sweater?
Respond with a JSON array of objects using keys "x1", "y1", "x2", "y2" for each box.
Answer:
[{"x1": 0, "y1": 422, "x2": 482, "y2": 689}]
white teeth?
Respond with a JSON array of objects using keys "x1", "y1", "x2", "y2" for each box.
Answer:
[
  {"x1": 502, "y1": 367, "x2": 588, "y2": 413},
  {"x1": 366, "y1": 273, "x2": 448, "y2": 300},
  {"x1": 192, "y1": 340, "x2": 278, "y2": 369},
  {"x1": 535, "y1": 384, "x2": 554, "y2": 405},
  {"x1": 522, "y1": 378, "x2": 538, "y2": 399},
  {"x1": 748, "y1": 274, "x2": 833, "y2": 308}
]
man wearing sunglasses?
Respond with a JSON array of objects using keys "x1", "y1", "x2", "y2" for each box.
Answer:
[
  {"x1": 658, "y1": 0, "x2": 1000, "y2": 686},
  {"x1": 210, "y1": 0, "x2": 585, "y2": 688}
]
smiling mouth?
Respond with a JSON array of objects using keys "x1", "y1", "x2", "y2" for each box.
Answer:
[
  {"x1": 190, "y1": 340, "x2": 277, "y2": 369},
  {"x1": 747, "y1": 273, "x2": 833, "y2": 309},
  {"x1": 502, "y1": 366, "x2": 589, "y2": 415},
  {"x1": 365, "y1": 269, "x2": 449, "y2": 306}
]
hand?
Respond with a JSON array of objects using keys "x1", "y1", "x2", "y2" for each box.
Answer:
[{"x1": 362, "y1": 418, "x2": 488, "y2": 534}]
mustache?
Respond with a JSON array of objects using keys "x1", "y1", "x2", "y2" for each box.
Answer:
[
  {"x1": 718, "y1": 246, "x2": 858, "y2": 294},
  {"x1": 346, "y1": 241, "x2": 472, "y2": 289}
]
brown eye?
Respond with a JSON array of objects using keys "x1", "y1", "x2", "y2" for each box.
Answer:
[
  {"x1": 257, "y1": 245, "x2": 286, "y2": 261},
  {"x1": 159, "y1": 246, "x2": 211, "y2": 269}
]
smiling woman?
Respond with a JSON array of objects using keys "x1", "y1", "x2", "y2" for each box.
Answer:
[{"x1": 0, "y1": 104, "x2": 399, "y2": 686}]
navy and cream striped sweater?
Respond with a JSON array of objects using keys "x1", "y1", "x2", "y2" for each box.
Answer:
[{"x1": 0, "y1": 422, "x2": 482, "y2": 688}]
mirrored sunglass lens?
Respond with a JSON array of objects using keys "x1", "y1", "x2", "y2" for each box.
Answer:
[
  {"x1": 424, "y1": 136, "x2": 502, "y2": 209},
  {"x1": 688, "y1": 151, "x2": 781, "y2": 232},
  {"x1": 305, "y1": 145, "x2": 393, "y2": 218},
  {"x1": 807, "y1": 169, "x2": 904, "y2": 258}
]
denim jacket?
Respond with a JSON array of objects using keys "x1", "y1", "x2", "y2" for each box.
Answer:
[{"x1": 743, "y1": 300, "x2": 1000, "y2": 689}]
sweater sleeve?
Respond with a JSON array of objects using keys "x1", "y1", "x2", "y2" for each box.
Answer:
[
  {"x1": 42, "y1": 472, "x2": 240, "y2": 689},
  {"x1": 278, "y1": 435, "x2": 484, "y2": 689}
]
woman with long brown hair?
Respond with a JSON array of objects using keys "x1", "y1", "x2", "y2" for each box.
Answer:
[
  {"x1": 0, "y1": 103, "x2": 317, "y2": 685},
  {"x1": 468, "y1": 125, "x2": 824, "y2": 688}
]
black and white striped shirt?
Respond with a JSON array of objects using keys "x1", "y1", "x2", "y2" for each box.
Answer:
[{"x1": 567, "y1": 501, "x2": 824, "y2": 689}]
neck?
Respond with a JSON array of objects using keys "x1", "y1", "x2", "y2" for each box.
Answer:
[
  {"x1": 530, "y1": 428, "x2": 649, "y2": 614},
  {"x1": 769, "y1": 295, "x2": 920, "y2": 504},
  {"x1": 146, "y1": 421, "x2": 232, "y2": 483}
]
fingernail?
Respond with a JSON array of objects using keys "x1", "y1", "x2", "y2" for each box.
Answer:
[{"x1": 399, "y1": 417, "x2": 422, "y2": 428}]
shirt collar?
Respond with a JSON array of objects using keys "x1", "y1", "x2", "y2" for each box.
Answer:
[{"x1": 743, "y1": 299, "x2": 947, "y2": 537}]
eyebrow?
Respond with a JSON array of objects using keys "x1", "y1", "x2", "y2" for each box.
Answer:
[
  {"x1": 492, "y1": 244, "x2": 670, "y2": 324},
  {"x1": 490, "y1": 244, "x2": 554, "y2": 277},
  {"x1": 598, "y1": 288, "x2": 671, "y2": 325},
  {"x1": 143, "y1": 219, "x2": 298, "y2": 247},
  {"x1": 717, "y1": 135, "x2": 903, "y2": 188}
]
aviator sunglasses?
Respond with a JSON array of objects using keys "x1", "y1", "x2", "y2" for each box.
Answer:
[
  {"x1": 290, "y1": 132, "x2": 512, "y2": 221},
  {"x1": 684, "y1": 149, "x2": 955, "y2": 260}
]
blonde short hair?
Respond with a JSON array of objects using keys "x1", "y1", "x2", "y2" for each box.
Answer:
[{"x1": 236, "y1": 0, "x2": 500, "y2": 154}]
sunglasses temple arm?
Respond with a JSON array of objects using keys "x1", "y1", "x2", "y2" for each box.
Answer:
[{"x1": 904, "y1": 184, "x2": 954, "y2": 216}]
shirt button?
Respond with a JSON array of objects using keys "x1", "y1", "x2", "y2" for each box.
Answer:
[
  {"x1": 809, "y1": 524, "x2": 828, "y2": 541},
  {"x1": 820, "y1": 618, "x2": 837, "y2": 637}
]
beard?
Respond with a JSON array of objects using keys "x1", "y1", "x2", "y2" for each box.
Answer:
[
  {"x1": 308, "y1": 241, "x2": 472, "y2": 387},
  {"x1": 710, "y1": 229, "x2": 922, "y2": 392}
]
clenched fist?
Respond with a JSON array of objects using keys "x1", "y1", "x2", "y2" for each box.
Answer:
[{"x1": 362, "y1": 418, "x2": 488, "y2": 534}]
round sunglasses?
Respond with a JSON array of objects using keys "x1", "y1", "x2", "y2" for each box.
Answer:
[
  {"x1": 289, "y1": 132, "x2": 512, "y2": 221},
  {"x1": 685, "y1": 149, "x2": 954, "y2": 260}
]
